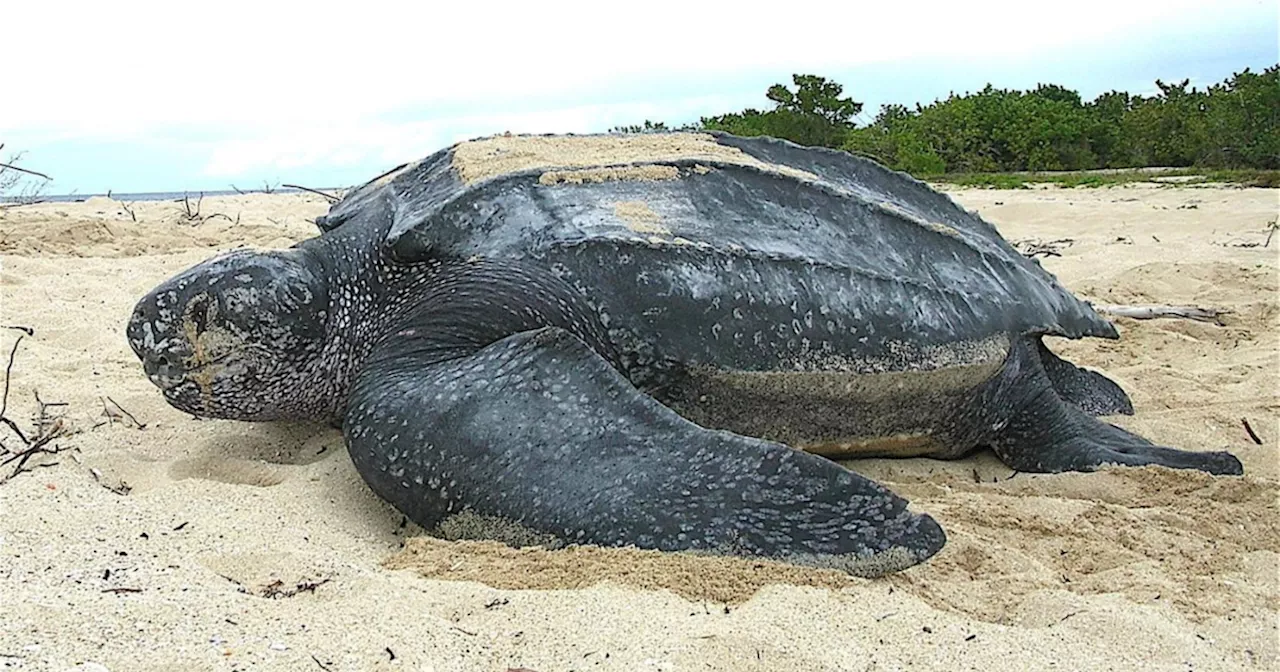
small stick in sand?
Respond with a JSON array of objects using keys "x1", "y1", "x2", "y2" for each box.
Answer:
[
  {"x1": 104, "y1": 396, "x2": 146, "y2": 429},
  {"x1": 1241, "y1": 418, "x2": 1262, "y2": 445},
  {"x1": 0, "y1": 331, "x2": 76, "y2": 482},
  {"x1": 283, "y1": 184, "x2": 341, "y2": 203},
  {"x1": 1093, "y1": 304, "x2": 1228, "y2": 326}
]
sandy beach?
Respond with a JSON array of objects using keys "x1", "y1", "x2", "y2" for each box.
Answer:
[{"x1": 0, "y1": 183, "x2": 1275, "y2": 671}]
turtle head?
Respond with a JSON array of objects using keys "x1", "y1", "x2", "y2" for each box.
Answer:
[{"x1": 127, "y1": 248, "x2": 331, "y2": 421}]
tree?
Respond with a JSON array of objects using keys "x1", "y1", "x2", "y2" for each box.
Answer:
[
  {"x1": 609, "y1": 63, "x2": 1280, "y2": 176},
  {"x1": 696, "y1": 75, "x2": 863, "y2": 148},
  {"x1": 766, "y1": 74, "x2": 863, "y2": 127}
]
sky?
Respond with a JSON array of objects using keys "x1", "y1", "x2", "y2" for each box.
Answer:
[{"x1": 2, "y1": 0, "x2": 1276, "y2": 195}]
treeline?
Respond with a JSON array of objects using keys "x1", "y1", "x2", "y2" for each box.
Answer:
[{"x1": 615, "y1": 65, "x2": 1279, "y2": 175}]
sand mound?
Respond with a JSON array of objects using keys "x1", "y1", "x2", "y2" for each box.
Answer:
[{"x1": 0, "y1": 194, "x2": 326, "y2": 257}]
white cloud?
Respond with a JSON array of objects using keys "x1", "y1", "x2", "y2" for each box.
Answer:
[{"x1": 1, "y1": 0, "x2": 1271, "y2": 183}]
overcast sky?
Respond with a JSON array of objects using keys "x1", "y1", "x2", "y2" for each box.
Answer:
[{"x1": 3, "y1": 0, "x2": 1276, "y2": 194}]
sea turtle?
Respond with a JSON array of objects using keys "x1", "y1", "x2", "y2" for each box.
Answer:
[{"x1": 127, "y1": 132, "x2": 1243, "y2": 577}]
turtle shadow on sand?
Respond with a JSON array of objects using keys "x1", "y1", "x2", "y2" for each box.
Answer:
[{"x1": 123, "y1": 131, "x2": 1244, "y2": 578}]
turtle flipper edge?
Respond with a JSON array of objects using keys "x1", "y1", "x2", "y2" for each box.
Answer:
[
  {"x1": 343, "y1": 326, "x2": 945, "y2": 577},
  {"x1": 990, "y1": 339, "x2": 1243, "y2": 476},
  {"x1": 1036, "y1": 338, "x2": 1134, "y2": 417}
]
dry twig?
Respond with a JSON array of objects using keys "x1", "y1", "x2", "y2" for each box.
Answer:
[
  {"x1": 0, "y1": 161, "x2": 51, "y2": 181},
  {"x1": 1, "y1": 330, "x2": 76, "y2": 482},
  {"x1": 1012, "y1": 238, "x2": 1075, "y2": 258},
  {"x1": 175, "y1": 192, "x2": 239, "y2": 226},
  {"x1": 1242, "y1": 418, "x2": 1262, "y2": 445},
  {"x1": 283, "y1": 184, "x2": 341, "y2": 203}
]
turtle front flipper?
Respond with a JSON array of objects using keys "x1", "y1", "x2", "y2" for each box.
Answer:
[
  {"x1": 989, "y1": 339, "x2": 1243, "y2": 476},
  {"x1": 343, "y1": 326, "x2": 945, "y2": 577}
]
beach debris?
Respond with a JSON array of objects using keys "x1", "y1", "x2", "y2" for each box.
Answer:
[
  {"x1": 1219, "y1": 220, "x2": 1278, "y2": 248},
  {"x1": 283, "y1": 183, "x2": 342, "y2": 203},
  {"x1": 256, "y1": 576, "x2": 332, "y2": 599},
  {"x1": 89, "y1": 466, "x2": 132, "y2": 495},
  {"x1": 1, "y1": 328, "x2": 78, "y2": 483},
  {"x1": 1242, "y1": 418, "x2": 1262, "y2": 445},
  {"x1": 1093, "y1": 303, "x2": 1228, "y2": 326},
  {"x1": 0, "y1": 159, "x2": 51, "y2": 181},
  {"x1": 0, "y1": 144, "x2": 53, "y2": 208},
  {"x1": 1011, "y1": 237, "x2": 1075, "y2": 258},
  {"x1": 97, "y1": 395, "x2": 146, "y2": 429},
  {"x1": 310, "y1": 654, "x2": 334, "y2": 671},
  {"x1": 231, "y1": 180, "x2": 280, "y2": 195},
  {"x1": 174, "y1": 191, "x2": 239, "y2": 226}
]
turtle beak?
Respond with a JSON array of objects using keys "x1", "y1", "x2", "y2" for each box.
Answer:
[{"x1": 128, "y1": 292, "x2": 196, "y2": 392}]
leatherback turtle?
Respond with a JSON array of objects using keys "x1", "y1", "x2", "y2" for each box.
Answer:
[{"x1": 127, "y1": 132, "x2": 1243, "y2": 577}]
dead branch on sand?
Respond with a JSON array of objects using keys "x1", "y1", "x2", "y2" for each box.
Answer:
[
  {"x1": 0, "y1": 144, "x2": 52, "y2": 208},
  {"x1": 0, "y1": 327, "x2": 77, "y2": 483},
  {"x1": 175, "y1": 192, "x2": 240, "y2": 226},
  {"x1": 283, "y1": 184, "x2": 341, "y2": 203},
  {"x1": 1012, "y1": 238, "x2": 1075, "y2": 258},
  {"x1": 96, "y1": 395, "x2": 145, "y2": 430},
  {"x1": 1220, "y1": 219, "x2": 1278, "y2": 248},
  {"x1": 0, "y1": 160, "x2": 51, "y2": 181},
  {"x1": 1241, "y1": 418, "x2": 1262, "y2": 445},
  {"x1": 231, "y1": 180, "x2": 279, "y2": 195},
  {"x1": 1093, "y1": 303, "x2": 1228, "y2": 326}
]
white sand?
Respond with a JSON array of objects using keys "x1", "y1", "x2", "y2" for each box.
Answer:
[{"x1": 0, "y1": 184, "x2": 1275, "y2": 671}]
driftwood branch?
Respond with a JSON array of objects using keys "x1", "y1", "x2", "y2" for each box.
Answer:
[
  {"x1": 174, "y1": 192, "x2": 238, "y2": 226},
  {"x1": 283, "y1": 184, "x2": 340, "y2": 203},
  {"x1": 0, "y1": 161, "x2": 51, "y2": 181},
  {"x1": 0, "y1": 331, "x2": 76, "y2": 482},
  {"x1": 1012, "y1": 238, "x2": 1074, "y2": 258},
  {"x1": 1094, "y1": 303, "x2": 1227, "y2": 326}
]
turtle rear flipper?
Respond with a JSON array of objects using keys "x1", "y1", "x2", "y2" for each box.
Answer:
[
  {"x1": 990, "y1": 339, "x2": 1243, "y2": 476},
  {"x1": 1036, "y1": 338, "x2": 1134, "y2": 417},
  {"x1": 343, "y1": 326, "x2": 945, "y2": 577}
]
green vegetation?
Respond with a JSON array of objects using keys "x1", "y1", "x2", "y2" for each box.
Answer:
[{"x1": 616, "y1": 65, "x2": 1280, "y2": 186}]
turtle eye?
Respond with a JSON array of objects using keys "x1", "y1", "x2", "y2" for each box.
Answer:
[{"x1": 284, "y1": 282, "x2": 312, "y2": 306}]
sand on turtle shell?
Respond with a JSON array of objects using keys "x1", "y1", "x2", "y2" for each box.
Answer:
[
  {"x1": 0, "y1": 185, "x2": 1276, "y2": 671},
  {"x1": 450, "y1": 132, "x2": 820, "y2": 184}
]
